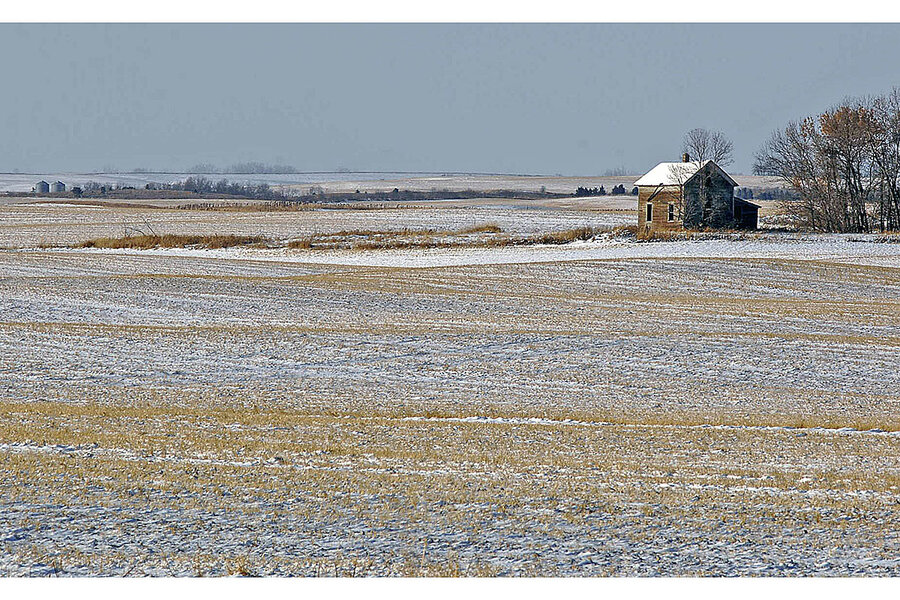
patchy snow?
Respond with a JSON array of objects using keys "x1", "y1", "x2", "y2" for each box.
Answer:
[
  {"x1": 51, "y1": 234, "x2": 900, "y2": 269},
  {"x1": 2, "y1": 209, "x2": 900, "y2": 576},
  {"x1": 401, "y1": 415, "x2": 900, "y2": 438}
]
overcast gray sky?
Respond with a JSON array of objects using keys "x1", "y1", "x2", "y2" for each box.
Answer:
[{"x1": 2, "y1": 23, "x2": 899, "y2": 175}]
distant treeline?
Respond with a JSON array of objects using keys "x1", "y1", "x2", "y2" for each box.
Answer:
[
  {"x1": 295, "y1": 187, "x2": 572, "y2": 203},
  {"x1": 734, "y1": 187, "x2": 799, "y2": 201},
  {"x1": 574, "y1": 185, "x2": 638, "y2": 197},
  {"x1": 186, "y1": 162, "x2": 299, "y2": 174},
  {"x1": 161, "y1": 180, "x2": 580, "y2": 202},
  {"x1": 75, "y1": 178, "x2": 581, "y2": 202},
  {"x1": 148, "y1": 177, "x2": 288, "y2": 200},
  {"x1": 67, "y1": 178, "x2": 288, "y2": 200},
  {"x1": 53, "y1": 177, "x2": 800, "y2": 206},
  {"x1": 99, "y1": 162, "x2": 300, "y2": 174}
]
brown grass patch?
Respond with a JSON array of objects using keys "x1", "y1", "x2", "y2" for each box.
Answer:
[
  {"x1": 635, "y1": 227, "x2": 764, "y2": 242},
  {"x1": 287, "y1": 225, "x2": 604, "y2": 252},
  {"x1": 457, "y1": 223, "x2": 503, "y2": 235},
  {"x1": 76, "y1": 234, "x2": 269, "y2": 250},
  {"x1": 526, "y1": 226, "x2": 596, "y2": 245},
  {"x1": 287, "y1": 224, "x2": 505, "y2": 251}
]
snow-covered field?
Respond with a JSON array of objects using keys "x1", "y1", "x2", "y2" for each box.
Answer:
[
  {"x1": 69, "y1": 234, "x2": 900, "y2": 269},
  {"x1": 0, "y1": 199, "x2": 899, "y2": 576},
  {"x1": 0, "y1": 199, "x2": 633, "y2": 249}
]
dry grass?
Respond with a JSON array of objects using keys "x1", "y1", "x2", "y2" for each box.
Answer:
[
  {"x1": 610, "y1": 224, "x2": 638, "y2": 237},
  {"x1": 285, "y1": 225, "x2": 603, "y2": 251},
  {"x1": 526, "y1": 226, "x2": 596, "y2": 245},
  {"x1": 635, "y1": 227, "x2": 771, "y2": 242},
  {"x1": 287, "y1": 224, "x2": 505, "y2": 251},
  {"x1": 457, "y1": 223, "x2": 503, "y2": 235},
  {"x1": 175, "y1": 202, "x2": 318, "y2": 212},
  {"x1": 76, "y1": 234, "x2": 270, "y2": 250},
  {"x1": 3, "y1": 240, "x2": 900, "y2": 576},
  {"x1": 3, "y1": 394, "x2": 900, "y2": 576},
  {"x1": 868, "y1": 232, "x2": 900, "y2": 243}
]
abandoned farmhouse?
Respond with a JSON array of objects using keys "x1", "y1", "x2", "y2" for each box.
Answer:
[{"x1": 634, "y1": 155, "x2": 758, "y2": 232}]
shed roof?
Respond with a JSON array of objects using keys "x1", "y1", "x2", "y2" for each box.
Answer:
[
  {"x1": 635, "y1": 160, "x2": 737, "y2": 188},
  {"x1": 734, "y1": 196, "x2": 761, "y2": 209}
]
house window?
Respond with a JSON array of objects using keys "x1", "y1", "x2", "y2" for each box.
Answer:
[
  {"x1": 646, "y1": 202, "x2": 653, "y2": 222},
  {"x1": 667, "y1": 203, "x2": 675, "y2": 222}
]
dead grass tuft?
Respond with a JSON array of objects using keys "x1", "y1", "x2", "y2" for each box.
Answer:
[
  {"x1": 610, "y1": 224, "x2": 638, "y2": 238},
  {"x1": 636, "y1": 228, "x2": 694, "y2": 242},
  {"x1": 76, "y1": 234, "x2": 269, "y2": 250},
  {"x1": 287, "y1": 224, "x2": 505, "y2": 251},
  {"x1": 526, "y1": 226, "x2": 597, "y2": 245},
  {"x1": 457, "y1": 223, "x2": 503, "y2": 235},
  {"x1": 286, "y1": 225, "x2": 602, "y2": 252},
  {"x1": 635, "y1": 227, "x2": 762, "y2": 242}
]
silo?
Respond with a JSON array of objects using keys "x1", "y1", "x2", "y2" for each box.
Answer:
[
  {"x1": 50, "y1": 181, "x2": 66, "y2": 193},
  {"x1": 34, "y1": 181, "x2": 50, "y2": 194}
]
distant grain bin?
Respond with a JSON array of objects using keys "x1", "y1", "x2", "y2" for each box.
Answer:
[
  {"x1": 34, "y1": 181, "x2": 50, "y2": 194},
  {"x1": 50, "y1": 181, "x2": 66, "y2": 193}
]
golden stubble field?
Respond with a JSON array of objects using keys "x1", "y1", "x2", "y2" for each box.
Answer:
[{"x1": 0, "y1": 201, "x2": 899, "y2": 576}]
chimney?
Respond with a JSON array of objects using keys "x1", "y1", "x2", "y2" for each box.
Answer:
[{"x1": 682, "y1": 152, "x2": 690, "y2": 163}]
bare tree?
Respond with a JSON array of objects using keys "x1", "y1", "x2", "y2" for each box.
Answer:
[
  {"x1": 754, "y1": 119, "x2": 842, "y2": 231},
  {"x1": 863, "y1": 89, "x2": 900, "y2": 231},
  {"x1": 818, "y1": 103, "x2": 873, "y2": 232},
  {"x1": 754, "y1": 95, "x2": 894, "y2": 233},
  {"x1": 683, "y1": 128, "x2": 735, "y2": 167},
  {"x1": 665, "y1": 161, "x2": 696, "y2": 223},
  {"x1": 661, "y1": 129, "x2": 735, "y2": 227}
]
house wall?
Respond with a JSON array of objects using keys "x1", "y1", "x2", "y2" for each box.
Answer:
[
  {"x1": 683, "y1": 165, "x2": 736, "y2": 229},
  {"x1": 637, "y1": 186, "x2": 683, "y2": 232}
]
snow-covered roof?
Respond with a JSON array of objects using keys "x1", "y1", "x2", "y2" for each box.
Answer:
[{"x1": 634, "y1": 160, "x2": 737, "y2": 188}]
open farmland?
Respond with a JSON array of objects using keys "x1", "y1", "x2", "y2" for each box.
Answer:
[
  {"x1": 1, "y1": 199, "x2": 900, "y2": 576},
  {"x1": 0, "y1": 197, "x2": 633, "y2": 249}
]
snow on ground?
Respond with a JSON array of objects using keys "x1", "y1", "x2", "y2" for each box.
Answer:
[
  {"x1": 57, "y1": 234, "x2": 900, "y2": 269},
  {"x1": 0, "y1": 200, "x2": 899, "y2": 576},
  {"x1": 0, "y1": 201, "x2": 632, "y2": 248}
]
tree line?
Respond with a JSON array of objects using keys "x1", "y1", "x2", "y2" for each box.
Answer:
[
  {"x1": 734, "y1": 187, "x2": 798, "y2": 201},
  {"x1": 186, "y1": 162, "x2": 299, "y2": 174},
  {"x1": 754, "y1": 88, "x2": 900, "y2": 232},
  {"x1": 149, "y1": 177, "x2": 288, "y2": 200},
  {"x1": 574, "y1": 185, "x2": 638, "y2": 197}
]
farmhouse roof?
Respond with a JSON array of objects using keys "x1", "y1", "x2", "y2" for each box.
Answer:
[{"x1": 634, "y1": 160, "x2": 737, "y2": 188}]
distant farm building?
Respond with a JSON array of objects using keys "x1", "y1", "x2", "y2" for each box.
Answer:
[
  {"x1": 634, "y1": 154, "x2": 758, "y2": 233},
  {"x1": 34, "y1": 180, "x2": 50, "y2": 194},
  {"x1": 50, "y1": 181, "x2": 66, "y2": 193}
]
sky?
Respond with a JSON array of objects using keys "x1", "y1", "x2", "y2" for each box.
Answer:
[{"x1": 2, "y1": 23, "x2": 900, "y2": 175}]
